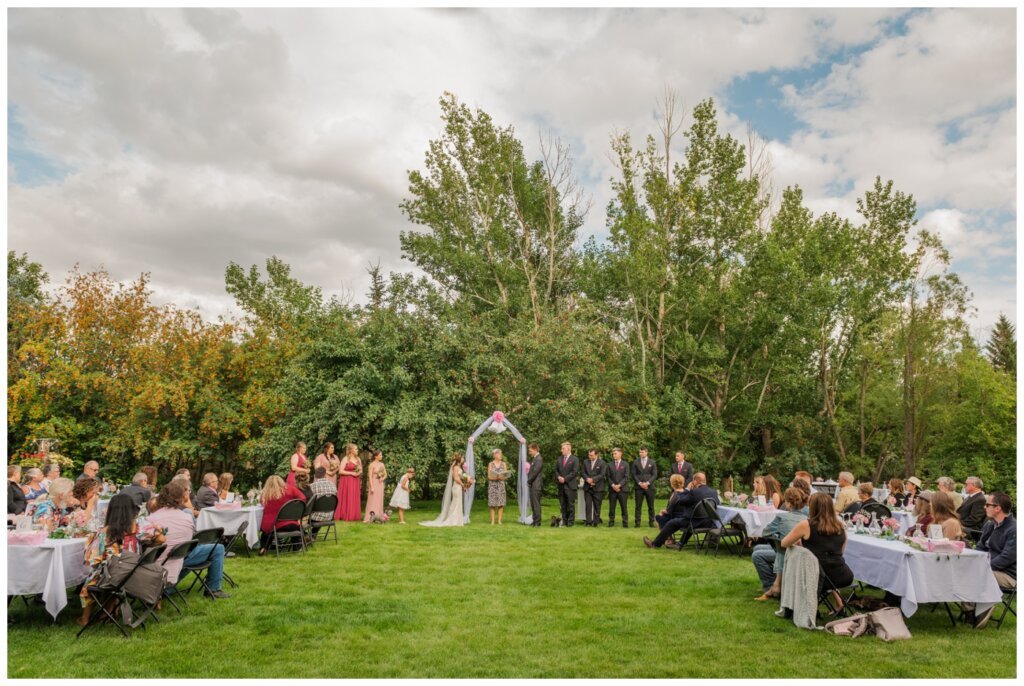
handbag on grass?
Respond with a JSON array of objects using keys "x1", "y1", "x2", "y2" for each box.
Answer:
[
  {"x1": 869, "y1": 607, "x2": 912, "y2": 641},
  {"x1": 824, "y1": 613, "x2": 872, "y2": 638}
]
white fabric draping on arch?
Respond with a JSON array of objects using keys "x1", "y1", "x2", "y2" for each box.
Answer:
[{"x1": 464, "y1": 411, "x2": 530, "y2": 525}]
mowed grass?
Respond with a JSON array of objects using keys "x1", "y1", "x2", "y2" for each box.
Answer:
[{"x1": 7, "y1": 498, "x2": 1016, "y2": 678}]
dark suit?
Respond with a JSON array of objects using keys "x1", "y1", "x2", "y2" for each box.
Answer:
[
  {"x1": 652, "y1": 484, "x2": 720, "y2": 548},
  {"x1": 582, "y1": 458, "x2": 607, "y2": 526},
  {"x1": 8, "y1": 481, "x2": 27, "y2": 515},
  {"x1": 670, "y1": 460, "x2": 694, "y2": 487},
  {"x1": 607, "y1": 459, "x2": 630, "y2": 525},
  {"x1": 120, "y1": 484, "x2": 152, "y2": 510},
  {"x1": 195, "y1": 485, "x2": 219, "y2": 509},
  {"x1": 632, "y1": 457, "x2": 658, "y2": 525},
  {"x1": 555, "y1": 454, "x2": 579, "y2": 526},
  {"x1": 958, "y1": 492, "x2": 988, "y2": 538},
  {"x1": 527, "y1": 454, "x2": 543, "y2": 525}
]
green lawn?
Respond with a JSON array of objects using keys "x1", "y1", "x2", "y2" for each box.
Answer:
[{"x1": 7, "y1": 499, "x2": 1016, "y2": 678}]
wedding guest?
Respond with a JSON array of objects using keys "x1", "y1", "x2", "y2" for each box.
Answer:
[
  {"x1": 40, "y1": 462, "x2": 60, "y2": 491},
  {"x1": 257, "y1": 475, "x2": 306, "y2": 556},
  {"x1": 794, "y1": 471, "x2": 815, "y2": 493},
  {"x1": 8, "y1": 465, "x2": 27, "y2": 515},
  {"x1": 78, "y1": 460, "x2": 100, "y2": 481},
  {"x1": 527, "y1": 443, "x2": 543, "y2": 526},
  {"x1": 936, "y1": 476, "x2": 963, "y2": 509},
  {"x1": 195, "y1": 473, "x2": 220, "y2": 509},
  {"x1": 31, "y1": 477, "x2": 76, "y2": 526},
  {"x1": 555, "y1": 442, "x2": 579, "y2": 527},
  {"x1": 654, "y1": 475, "x2": 688, "y2": 536},
  {"x1": 119, "y1": 472, "x2": 153, "y2": 509},
  {"x1": 362, "y1": 450, "x2": 387, "y2": 523},
  {"x1": 217, "y1": 473, "x2": 234, "y2": 501},
  {"x1": 670, "y1": 451, "x2": 694, "y2": 487},
  {"x1": 842, "y1": 483, "x2": 878, "y2": 517},
  {"x1": 21, "y1": 468, "x2": 47, "y2": 501},
  {"x1": 141, "y1": 465, "x2": 158, "y2": 492},
  {"x1": 905, "y1": 492, "x2": 934, "y2": 537},
  {"x1": 174, "y1": 469, "x2": 193, "y2": 499},
  {"x1": 487, "y1": 449, "x2": 509, "y2": 526},
  {"x1": 763, "y1": 475, "x2": 782, "y2": 509},
  {"x1": 904, "y1": 476, "x2": 923, "y2": 508},
  {"x1": 286, "y1": 441, "x2": 310, "y2": 490},
  {"x1": 929, "y1": 491, "x2": 964, "y2": 540},
  {"x1": 886, "y1": 478, "x2": 908, "y2": 508},
  {"x1": 833, "y1": 472, "x2": 859, "y2": 513},
  {"x1": 337, "y1": 443, "x2": 363, "y2": 521},
  {"x1": 957, "y1": 476, "x2": 987, "y2": 540},
  {"x1": 632, "y1": 447, "x2": 658, "y2": 528},
  {"x1": 791, "y1": 477, "x2": 811, "y2": 501},
  {"x1": 643, "y1": 472, "x2": 719, "y2": 549},
  {"x1": 295, "y1": 471, "x2": 314, "y2": 502},
  {"x1": 967, "y1": 492, "x2": 1016, "y2": 628},
  {"x1": 71, "y1": 476, "x2": 101, "y2": 523},
  {"x1": 149, "y1": 482, "x2": 230, "y2": 597},
  {"x1": 389, "y1": 467, "x2": 414, "y2": 524},
  {"x1": 309, "y1": 466, "x2": 338, "y2": 532},
  {"x1": 582, "y1": 449, "x2": 607, "y2": 527},
  {"x1": 607, "y1": 448, "x2": 629, "y2": 528},
  {"x1": 781, "y1": 492, "x2": 854, "y2": 613},
  {"x1": 753, "y1": 486, "x2": 810, "y2": 600}
]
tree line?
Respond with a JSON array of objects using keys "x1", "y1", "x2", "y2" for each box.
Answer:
[{"x1": 7, "y1": 94, "x2": 1016, "y2": 498}]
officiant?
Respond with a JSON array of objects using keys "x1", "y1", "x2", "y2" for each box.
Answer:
[{"x1": 582, "y1": 449, "x2": 607, "y2": 527}]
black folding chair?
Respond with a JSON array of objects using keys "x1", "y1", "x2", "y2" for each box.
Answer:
[
  {"x1": 992, "y1": 585, "x2": 1017, "y2": 629},
  {"x1": 271, "y1": 500, "x2": 308, "y2": 557},
  {"x1": 182, "y1": 527, "x2": 225, "y2": 598},
  {"x1": 76, "y1": 554, "x2": 149, "y2": 639},
  {"x1": 860, "y1": 502, "x2": 892, "y2": 520},
  {"x1": 222, "y1": 520, "x2": 251, "y2": 559},
  {"x1": 309, "y1": 494, "x2": 339, "y2": 543},
  {"x1": 691, "y1": 499, "x2": 742, "y2": 556},
  {"x1": 817, "y1": 567, "x2": 858, "y2": 619},
  {"x1": 162, "y1": 539, "x2": 199, "y2": 614},
  {"x1": 127, "y1": 544, "x2": 167, "y2": 628}
]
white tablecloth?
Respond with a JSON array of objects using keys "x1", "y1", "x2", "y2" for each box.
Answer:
[
  {"x1": 844, "y1": 533, "x2": 1002, "y2": 616},
  {"x1": 195, "y1": 506, "x2": 264, "y2": 549},
  {"x1": 890, "y1": 510, "x2": 916, "y2": 533},
  {"x1": 717, "y1": 506, "x2": 783, "y2": 538},
  {"x1": 7, "y1": 538, "x2": 91, "y2": 619}
]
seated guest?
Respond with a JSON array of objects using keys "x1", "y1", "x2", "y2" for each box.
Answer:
[
  {"x1": 195, "y1": 473, "x2": 220, "y2": 509},
  {"x1": 295, "y1": 471, "x2": 314, "y2": 502},
  {"x1": 148, "y1": 481, "x2": 231, "y2": 599},
  {"x1": 937, "y1": 476, "x2": 963, "y2": 509},
  {"x1": 753, "y1": 486, "x2": 810, "y2": 600},
  {"x1": 957, "y1": 476, "x2": 987, "y2": 540},
  {"x1": 782, "y1": 492, "x2": 855, "y2": 612},
  {"x1": 833, "y1": 472, "x2": 859, "y2": 514},
  {"x1": 886, "y1": 478, "x2": 908, "y2": 508},
  {"x1": 842, "y1": 483, "x2": 878, "y2": 517},
  {"x1": 22, "y1": 468, "x2": 48, "y2": 500},
  {"x1": 929, "y1": 491, "x2": 964, "y2": 541},
  {"x1": 904, "y1": 492, "x2": 933, "y2": 537},
  {"x1": 653, "y1": 475, "x2": 688, "y2": 542},
  {"x1": 904, "y1": 476, "x2": 922, "y2": 508},
  {"x1": 309, "y1": 466, "x2": 338, "y2": 529},
  {"x1": 78, "y1": 460, "x2": 100, "y2": 481},
  {"x1": 70, "y1": 476, "x2": 101, "y2": 525},
  {"x1": 752, "y1": 475, "x2": 782, "y2": 509},
  {"x1": 31, "y1": 477, "x2": 77, "y2": 526},
  {"x1": 217, "y1": 472, "x2": 234, "y2": 501},
  {"x1": 77, "y1": 492, "x2": 165, "y2": 626},
  {"x1": 258, "y1": 475, "x2": 306, "y2": 556},
  {"x1": 119, "y1": 472, "x2": 153, "y2": 510},
  {"x1": 793, "y1": 471, "x2": 815, "y2": 493},
  {"x1": 8, "y1": 465, "x2": 27, "y2": 515},
  {"x1": 965, "y1": 492, "x2": 1016, "y2": 628},
  {"x1": 141, "y1": 465, "x2": 158, "y2": 492},
  {"x1": 40, "y1": 462, "x2": 61, "y2": 491},
  {"x1": 791, "y1": 477, "x2": 811, "y2": 502},
  {"x1": 643, "y1": 472, "x2": 719, "y2": 549},
  {"x1": 171, "y1": 474, "x2": 198, "y2": 515}
]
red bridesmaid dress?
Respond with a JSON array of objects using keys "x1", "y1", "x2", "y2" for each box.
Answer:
[
  {"x1": 337, "y1": 459, "x2": 362, "y2": 521},
  {"x1": 286, "y1": 453, "x2": 307, "y2": 489}
]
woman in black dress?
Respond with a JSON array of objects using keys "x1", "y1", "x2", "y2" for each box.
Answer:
[{"x1": 781, "y1": 492, "x2": 854, "y2": 612}]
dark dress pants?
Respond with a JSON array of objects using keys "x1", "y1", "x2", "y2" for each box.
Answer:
[
  {"x1": 609, "y1": 489, "x2": 628, "y2": 524},
  {"x1": 634, "y1": 486, "x2": 656, "y2": 524},
  {"x1": 652, "y1": 517, "x2": 690, "y2": 547},
  {"x1": 558, "y1": 484, "x2": 576, "y2": 525},
  {"x1": 529, "y1": 486, "x2": 542, "y2": 525}
]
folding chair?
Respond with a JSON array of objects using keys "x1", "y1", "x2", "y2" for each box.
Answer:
[
  {"x1": 127, "y1": 544, "x2": 167, "y2": 628},
  {"x1": 300, "y1": 497, "x2": 317, "y2": 545},
  {"x1": 76, "y1": 554, "x2": 149, "y2": 639},
  {"x1": 692, "y1": 499, "x2": 742, "y2": 556},
  {"x1": 271, "y1": 500, "x2": 308, "y2": 557},
  {"x1": 222, "y1": 520, "x2": 251, "y2": 559},
  {"x1": 309, "y1": 494, "x2": 339, "y2": 543},
  {"x1": 991, "y1": 585, "x2": 1017, "y2": 630},
  {"x1": 182, "y1": 527, "x2": 225, "y2": 598},
  {"x1": 817, "y1": 567, "x2": 858, "y2": 619},
  {"x1": 860, "y1": 502, "x2": 892, "y2": 520},
  {"x1": 162, "y1": 539, "x2": 199, "y2": 614}
]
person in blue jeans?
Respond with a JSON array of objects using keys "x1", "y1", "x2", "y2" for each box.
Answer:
[{"x1": 752, "y1": 487, "x2": 809, "y2": 600}]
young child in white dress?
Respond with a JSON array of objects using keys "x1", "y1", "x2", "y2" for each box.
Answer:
[{"x1": 389, "y1": 467, "x2": 415, "y2": 524}]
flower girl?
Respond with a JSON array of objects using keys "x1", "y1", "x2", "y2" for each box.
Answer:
[{"x1": 389, "y1": 467, "x2": 415, "y2": 524}]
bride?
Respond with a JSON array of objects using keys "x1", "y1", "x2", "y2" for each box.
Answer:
[{"x1": 421, "y1": 452, "x2": 474, "y2": 527}]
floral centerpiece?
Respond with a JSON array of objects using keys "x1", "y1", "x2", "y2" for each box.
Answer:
[
  {"x1": 736, "y1": 493, "x2": 749, "y2": 509},
  {"x1": 880, "y1": 517, "x2": 899, "y2": 539},
  {"x1": 851, "y1": 512, "x2": 870, "y2": 533}
]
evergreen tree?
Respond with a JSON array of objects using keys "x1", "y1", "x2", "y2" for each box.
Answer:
[{"x1": 985, "y1": 313, "x2": 1017, "y2": 378}]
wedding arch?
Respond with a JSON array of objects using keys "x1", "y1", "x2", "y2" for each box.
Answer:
[{"x1": 463, "y1": 411, "x2": 531, "y2": 525}]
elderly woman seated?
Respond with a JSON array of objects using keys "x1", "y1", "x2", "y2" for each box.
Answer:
[
  {"x1": 842, "y1": 482, "x2": 878, "y2": 517},
  {"x1": 752, "y1": 487, "x2": 809, "y2": 600}
]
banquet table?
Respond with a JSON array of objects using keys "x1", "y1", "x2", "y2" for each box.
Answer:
[
  {"x1": 8, "y1": 537, "x2": 91, "y2": 619},
  {"x1": 843, "y1": 532, "x2": 1001, "y2": 617},
  {"x1": 890, "y1": 510, "x2": 916, "y2": 534},
  {"x1": 717, "y1": 506, "x2": 783, "y2": 539},
  {"x1": 195, "y1": 505, "x2": 264, "y2": 549}
]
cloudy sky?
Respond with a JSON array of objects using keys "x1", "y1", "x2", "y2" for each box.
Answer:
[{"x1": 8, "y1": 8, "x2": 1016, "y2": 338}]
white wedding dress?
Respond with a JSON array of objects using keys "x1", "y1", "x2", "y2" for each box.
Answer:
[{"x1": 420, "y1": 465, "x2": 465, "y2": 527}]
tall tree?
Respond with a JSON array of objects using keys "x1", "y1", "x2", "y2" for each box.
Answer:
[{"x1": 984, "y1": 313, "x2": 1016, "y2": 379}]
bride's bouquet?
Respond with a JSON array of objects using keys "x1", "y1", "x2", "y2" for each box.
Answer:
[{"x1": 460, "y1": 474, "x2": 474, "y2": 488}]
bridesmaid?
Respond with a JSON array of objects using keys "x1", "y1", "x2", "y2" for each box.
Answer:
[
  {"x1": 286, "y1": 441, "x2": 310, "y2": 489},
  {"x1": 336, "y1": 443, "x2": 363, "y2": 521},
  {"x1": 363, "y1": 450, "x2": 388, "y2": 522}
]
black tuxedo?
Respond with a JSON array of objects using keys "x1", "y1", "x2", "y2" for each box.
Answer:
[
  {"x1": 651, "y1": 484, "x2": 720, "y2": 548},
  {"x1": 555, "y1": 454, "x2": 579, "y2": 526},
  {"x1": 527, "y1": 454, "x2": 543, "y2": 525},
  {"x1": 582, "y1": 458, "x2": 607, "y2": 525},
  {"x1": 958, "y1": 492, "x2": 988, "y2": 537},
  {"x1": 607, "y1": 459, "x2": 630, "y2": 525},
  {"x1": 670, "y1": 460, "x2": 694, "y2": 487},
  {"x1": 631, "y1": 457, "x2": 658, "y2": 525}
]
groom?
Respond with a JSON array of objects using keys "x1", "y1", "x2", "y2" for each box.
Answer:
[
  {"x1": 555, "y1": 442, "x2": 579, "y2": 527},
  {"x1": 582, "y1": 449, "x2": 607, "y2": 526},
  {"x1": 527, "y1": 443, "x2": 543, "y2": 526}
]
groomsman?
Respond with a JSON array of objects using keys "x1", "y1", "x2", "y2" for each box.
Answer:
[
  {"x1": 670, "y1": 451, "x2": 694, "y2": 487},
  {"x1": 632, "y1": 447, "x2": 658, "y2": 528},
  {"x1": 607, "y1": 448, "x2": 630, "y2": 527},
  {"x1": 527, "y1": 443, "x2": 544, "y2": 527},
  {"x1": 582, "y1": 449, "x2": 608, "y2": 526},
  {"x1": 555, "y1": 442, "x2": 580, "y2": 527}
]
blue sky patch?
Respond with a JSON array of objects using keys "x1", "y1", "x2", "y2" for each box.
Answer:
[{"x1": 8, "y1": 103, "x2": 72, "y2": 187}]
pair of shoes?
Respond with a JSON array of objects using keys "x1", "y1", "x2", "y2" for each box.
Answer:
[
  {"x1": 665, "y1": 541, "x2": 680, "y2": 550},
  {"x1": 608, "y1": 522, "x2": 615, "y2": 528},
  {"x1": 642, "y1": 536, "x2": 655, "y2": 548},
  {"x1": 400, "y1": 521, "x2": 407, "y2": 525},
  {"x1": 258, "y1": 548, "x2": 267, "y2": 556},
  {"x1": 225, "y1": 551, "x2": 237, "y2": 558},
  {"x1": 204, "y1": 589, "x2": 232, "y2": 599},
  {"x1": 754, "y1": 593, "x2": 778, "y2": 601},
  {"x1": 974, "y1": 606, "x2": 994, "y2": 629},
  {"x1": 622, "y1": 522, "x2": 629, "y2": 528},
  {"x1": 635, "y1": 521, "x2": 641, "y2": 528}
]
